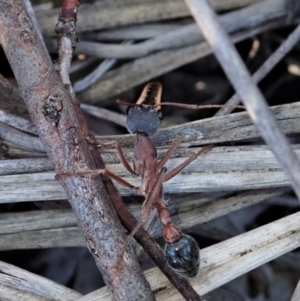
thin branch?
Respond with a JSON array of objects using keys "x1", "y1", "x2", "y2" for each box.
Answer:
[
  {"x1": 0, "y1": 122, "x2": 43, "y2": 152},
  {"x1": 0, "y1": 109, "x2": 37, "y2": 134},
  {"x1": 78, "y1": 19, "x2": 293, "y2": 103},
  {"x1": 184, "y1": 0, "x2": 300, "y2": 200},
  {"x1": 215, "y1": 22, "x2": 300, "y2": 116},
  {"x1": 74, "y1": 0, "x2": 289, "y2": 59},
  {"x1": 69, "y1": 57, "x2": 98, "y2": 75},
  {"x1": 36, "y1": 0, "x2": 258, "y2": 37},
  {"x1": 80, "y1": 104, "x2": 126, "y2": 128},
  {"x1": 73, "y1": 40, "x2": 132, "y2": 93},
  {"x1": 73, "y1": 58, "x2": 116, "y2": 93},
  {"x1": 0, "y1": 1, "x2": 155, "y2": 301},
  {"x1": 84, "y1": 23, "x2": 181, "y2": 41}
]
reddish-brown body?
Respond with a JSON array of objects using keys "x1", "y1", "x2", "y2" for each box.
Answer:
[{"x1": 134, "y1": 133, "x2": 160, "y2": 197}]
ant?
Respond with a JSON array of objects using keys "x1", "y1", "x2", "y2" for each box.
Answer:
[{"x1": 58, "y1": 82, "x2": 244, "y2": 277}]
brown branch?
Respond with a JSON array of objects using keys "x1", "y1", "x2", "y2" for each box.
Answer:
[{"x1": 0, "y1": 1, "x2": 155, "y2": 301}]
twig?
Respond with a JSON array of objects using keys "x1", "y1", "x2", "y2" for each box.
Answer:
[
  {"x1": 79, "y1": 20, "x2": 293, "y2": 103},
  {"x1": 215, "y1": 22, "x2": 300, "y2": 116},
  {"x1": 0, "y1": 122, "x2": 43, "y2": 152},
  {"x1": 69, "y1": 57, "x2": 98, "y2": 75},
  {"x1": 73, "y1": 58, "x2": 116, "y2": 93},
  {"x1": 84, "y1": 23, "x2": 181, "y2": 41},
  {"x1": 74, "y1": 0, "x2": 289, "y2": 59},
  {"x1": 73, "y1": 40, "x2": 132, "y2": 93},
  {"x1": 80, "y1": 104, "x2": 126, "y2": 128},
  {"x1": 0, "y1": 109, "x2": 37, "y2": 135},
  {"x1": 55, "y1": 0, "x2": 79, "y2": 98},
  {"x1": 0, "y1": 1, "x2": 155, "y2": 301},
  {"x1": 36, "y1": 0, "x2": 258, "y2": 37},
  {"x1": 184, "y1": 0, "x2": 300, "y2": 200}
]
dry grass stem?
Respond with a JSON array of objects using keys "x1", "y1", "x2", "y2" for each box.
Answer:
[
  {"x1": 1, "y1": 101, "x2": 298, "y2": 155},
  {"x1": 215, "y1": 22, "x2": 300, "y2": 116},
  {"x1": 0, "y1": 188, "x2": 287, "y2": 251},
  {"x1": 36, "y1": 0, "x2": 259, "y2": 36},
  {"x1": 0, "y1": 261, "x2": 81, "y2": 301}
]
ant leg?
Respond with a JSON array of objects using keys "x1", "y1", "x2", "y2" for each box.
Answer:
[
  {"x1": 115, "y1": 142, "x2": 139, "y2": 176},
  {"x1": 56, "y1": 168, "x2": 139, "y2": 191},
  {"x1": 163, "y1": 144, "x2": 214, "y2": 182},
  {"x1": 118, "y1": 167, "x2": 167, "y2": 260},
  {"x1": 87, "y1": 138, "x2": 139, "y2": 176},
  {"x1": 157, "y1": 139, "x2": 182, "y2": 170}
]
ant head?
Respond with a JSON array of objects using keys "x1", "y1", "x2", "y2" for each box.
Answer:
[{"x1": 118, "y1": 82, "x2": 164, "y2": 136}]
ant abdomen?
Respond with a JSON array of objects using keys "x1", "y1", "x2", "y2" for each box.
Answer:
[{"x1": 164, "y1": 234, "x2": 200, "y2": 278}]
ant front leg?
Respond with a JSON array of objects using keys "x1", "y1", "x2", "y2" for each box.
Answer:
[{"x1": 86, "y1": 137, "x2": 139, "y2": 177}]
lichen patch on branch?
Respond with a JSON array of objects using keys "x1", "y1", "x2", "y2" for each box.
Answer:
[{"x1": 42, "y1": 95, "x2": 63, "y2": 126}]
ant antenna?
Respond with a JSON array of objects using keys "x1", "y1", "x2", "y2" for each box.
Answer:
[{"x1": 153, "y1": 102, "x2": 246, "y2": 110}]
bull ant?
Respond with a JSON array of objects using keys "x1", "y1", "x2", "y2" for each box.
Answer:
[{"x1": 58, "y1": 82, "x2": 244, "y2": 277}]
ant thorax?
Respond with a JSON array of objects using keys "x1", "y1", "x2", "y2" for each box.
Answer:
[{"x1": 126, "y1": 104, "x2": 163, "y2": 136}]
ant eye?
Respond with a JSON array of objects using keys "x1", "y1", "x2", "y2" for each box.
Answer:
[
  {"x1": 126, "y1": 106, "x2": 134, "y2": 115},
  {"x1": 157, "y1": 110, "x2": 164, "y2": 121}
]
